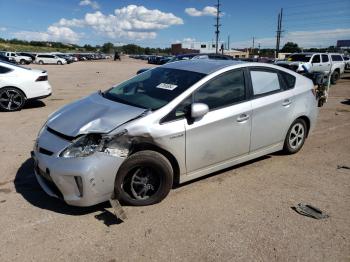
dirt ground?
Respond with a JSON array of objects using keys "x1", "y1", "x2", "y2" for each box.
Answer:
[{"x1": 0, "y1": 58, "x2": 349, "y2": 262}]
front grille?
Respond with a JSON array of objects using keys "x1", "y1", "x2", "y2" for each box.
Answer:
[
  {"x1": 39, "y1": 147, "x2": 53, "y2": 156},
  {"x1": 47, "y1": 126, "x2": 75, "y2": 141}
]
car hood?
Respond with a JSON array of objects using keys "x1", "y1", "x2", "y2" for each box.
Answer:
[{"x1": 47, "y1": 92, "x2": 146, "y2": 137}]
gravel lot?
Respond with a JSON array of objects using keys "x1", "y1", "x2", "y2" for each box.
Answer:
[{"x1": 0, "y1": 58, "x2": 349, "y2": 262}]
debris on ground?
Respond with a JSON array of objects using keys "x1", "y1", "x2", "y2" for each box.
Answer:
[
  {"x1": 337, "y1": 165, "x2": 350, "y2": 170},
  {"x1": 109, "y1": 198, "x2": 127, "y2": 221},
  {"x1": 292, "y1": 203, "x2": 329, "y2": 219}
]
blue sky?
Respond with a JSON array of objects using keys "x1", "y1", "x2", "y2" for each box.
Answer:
[{"x1": 0, "y1": 0, "x2": 349, "y2": 48}]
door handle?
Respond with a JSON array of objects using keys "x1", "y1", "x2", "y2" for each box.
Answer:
[
  {"x1": 237, "y1": 113, "x2": 250, "y2": 122},
  {"x1": 282, "y1": 99, "x2": 292, "y2": 106}
]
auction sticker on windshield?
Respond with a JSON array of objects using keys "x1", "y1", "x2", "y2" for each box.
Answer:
[{"x1": 156, "y1": 83, "x2": 178, "y2": 90}]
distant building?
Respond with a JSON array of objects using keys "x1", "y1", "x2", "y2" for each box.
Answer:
[
  {"x1": 171, "y1": 40, "x2": 225, "y2": 55},
  {"x1": 224, "y1": 49, "x2": 250, "y2": 58},
  {"x1": 171, "y1": 43, "x2": 199, "y2": 55},
  {"x1": 337, "y1": 40, "x2": 350, "y2": 48}
]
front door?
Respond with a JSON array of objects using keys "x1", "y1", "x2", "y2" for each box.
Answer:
[{"x1": 185, "y1": 69, "x2": 252, "y2": 173}]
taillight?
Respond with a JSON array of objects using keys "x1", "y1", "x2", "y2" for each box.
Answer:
[{"x1": 36, "y1": 75, "x2": 48, "y2": 81}]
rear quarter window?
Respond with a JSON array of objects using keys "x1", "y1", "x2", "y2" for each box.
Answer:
[
  {"x1": 331, "y1": 55, "x2": 343, "y2": 61},
  {"x1": 0, "y1": 65, "x2": 12, "y2": 74},
  {"x1": 280, "y1": 71, "x2": 296, "y2": 90}
]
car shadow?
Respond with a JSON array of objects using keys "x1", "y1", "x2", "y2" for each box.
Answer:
[
  {"x1": 174, "y1": 155, "x2": 271, "y2": 188},
  {"x1": 23, "y1": 100, "x2": 46, "y2": 109},
  {"x1": 14, "y1": 158, "x2": 109, "y2": 216},
  {"x1": 341, "y1": 99, "x2": 350, "y2": 105}
]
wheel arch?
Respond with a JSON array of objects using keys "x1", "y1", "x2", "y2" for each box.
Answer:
[
  {"x1": 295, "y1": 115, "x2": 310, "y2": 137},
  {"x1": 0, "y1": 86, "x2": 27, "y2": 98},
  {"x1": 130, "y1": 142, "x2": 180, "y2": 186}
]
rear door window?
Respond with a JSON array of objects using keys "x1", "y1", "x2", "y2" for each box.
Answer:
[
  {"x1": 250, "y1": 70, "x2": 281, "y2": 96},
  {"x1": 322, "y1": 54, "x2": 329, "y2": 63}
]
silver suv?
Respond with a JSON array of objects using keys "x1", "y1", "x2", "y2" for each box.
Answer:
[{"x1": 33, "y1": 60, "x2": 318, "y2": 206}]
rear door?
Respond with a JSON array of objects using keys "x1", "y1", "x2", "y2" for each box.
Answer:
[
  {"x1": 248, "y1": 67, "x2": 295, "y2": 152},
  {"x1": 321, "y1": 54, "x2": 331, "y2": 74},
  {"x1": 311, "y1": 54, "x2": 323, "y2": 72}
]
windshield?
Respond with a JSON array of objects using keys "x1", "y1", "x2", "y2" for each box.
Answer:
[
  {"x1": 287, "y1": 54, "x2": 312, "y2": 62},
  {"x1": 103, "y1": 67, "x2": 206, "y2": 110}
]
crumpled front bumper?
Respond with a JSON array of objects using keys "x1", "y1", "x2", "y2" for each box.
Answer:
[{"x1": 32, "y1": 127, "x2": 125, "y2": 207}]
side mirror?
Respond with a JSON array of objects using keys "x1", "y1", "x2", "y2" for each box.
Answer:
[{"x1": 191, "y1": 103, "x2": 209, "y2": 119}]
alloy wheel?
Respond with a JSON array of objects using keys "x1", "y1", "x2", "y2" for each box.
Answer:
[
  {"x1": 289, "y1": 123, "x2": 305, "y2": 150},
  {"x1": 0, "y1": 89, "x2": 24, "y2": 111},
  {"x1": 124, "y1": 167, "x2": 160, "y2": 200}
]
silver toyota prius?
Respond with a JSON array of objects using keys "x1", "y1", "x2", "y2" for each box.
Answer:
[{"x1": 32, "y1": 60, "x2": 318, "y2": 206}]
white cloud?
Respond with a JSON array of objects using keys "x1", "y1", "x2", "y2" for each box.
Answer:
[
  {"x1": 0, "y1": 27, "x2": 7, "y2": 32},
  {"x1": 56, "y1": 18, "x2": 85, "y2": 27},
  {"x1": 56, "y1": 5, "x2": 183, "y2": 40},
  {"x1": 79, "y1": 0, "x2": 99, "y2": 10},
  {"x1": 185, "y1": 6, "x2": 217, "y2": 17},
  {"x1": 182, "y1": 37, "x2": 196, "y2": 42},
  {"x1": 13, "y1": 26, "x2": 81, "y2": 43},
  {"x1": 230, "y1": 28, "x2": 350, "y2": 49}
]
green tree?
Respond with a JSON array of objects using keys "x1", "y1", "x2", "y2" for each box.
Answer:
[
  {"x1": 101, "y1": 42, "x2": 114, "y2": 53},
  {"x1": 281, "y1": 42, "x2": 301, "y2": 53}
]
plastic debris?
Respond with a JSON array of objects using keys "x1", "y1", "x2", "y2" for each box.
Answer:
[
  {"x1": 109, "y1": 198, "x2": 127, "y2": 221},
  {"x1": 293, "y1": 203, "x2": 329, "y2": 219},
  {"x1": 337, "y1": 165, "x2": 350, "y2": 170}
]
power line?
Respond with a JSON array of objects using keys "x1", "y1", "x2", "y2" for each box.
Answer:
[{"x1": 283, "y1": 0, "x2": 349, "y2": 9}]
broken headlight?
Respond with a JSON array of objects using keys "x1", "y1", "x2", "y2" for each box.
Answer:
[{"x1": 60, "y1": 130, "x2": 130, "y2": 158}]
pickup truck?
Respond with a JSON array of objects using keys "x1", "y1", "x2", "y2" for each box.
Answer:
[
  {"x1": 275, "y1": 53, "x2": 345, "y2": 84},
  {"x1": 0, "y1": 51, "x2": 33, "y2": 65}
]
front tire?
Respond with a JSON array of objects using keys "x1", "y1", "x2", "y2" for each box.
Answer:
[
  {"x1": 114, "y1": 150, "x2": 173, "y2": 206},
  {"x1": 38, "y1": 60, "x2": 44, "y2": 65},
  {"x1": 283, "y1": 119, "x2": 307, "y2": 154},
  {"x1": 20, "y1": 59, "x2": 26, "y2": 65},
  {"x1": 0, "y1": 87, "x2": 25, "y2": 112},
  {"x1": 57, "y1": 61, "x2": 62, "y2": 65}
]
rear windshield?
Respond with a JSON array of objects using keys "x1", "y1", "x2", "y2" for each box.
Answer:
[
  {"x1": 104, "y1": 67, "x2": 206, "y2": 110},
  {"x1": 0, "y1": 61, "x2": 31, "y2": 70},
  {"x1": 287, "y1": 54, "x2": 312, "y2": 62}
]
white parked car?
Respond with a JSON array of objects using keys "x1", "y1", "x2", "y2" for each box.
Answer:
[
  {"x1": 0, "y1": 61, "x2": 52, "y2": 111},
  {"x1": 0, "y1": 51, "x2": 33, "y2": 65},
  {"x1": 35, "y1": 54, "x2": 67, "y2": 65}
]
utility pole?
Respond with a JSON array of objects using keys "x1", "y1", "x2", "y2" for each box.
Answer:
[
  {"x1": 227, "y1": 35, "x2": 230, "y2": 50},
  {"x1": 275, "y1": 8, "x2": 283, "y2": 59},
  {"x1": 214, "y1": 0, "x2": 221, "y2": 54},
  {"x1": 252, "y1": 37, "x2": 255, "y2": 56}
]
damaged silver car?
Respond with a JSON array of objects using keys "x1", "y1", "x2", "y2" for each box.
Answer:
[{"x1": 32, "y1": 60, "x2": 318, "y2": 206}]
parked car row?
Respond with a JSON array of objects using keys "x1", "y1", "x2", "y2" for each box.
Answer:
[{"x1": 0, "y1": 51, "x2": 110, "y2": 65}]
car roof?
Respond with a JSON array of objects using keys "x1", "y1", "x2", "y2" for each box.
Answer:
[{"x1": 161, "y1": 59, "x2": 244, "y2": 74}]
